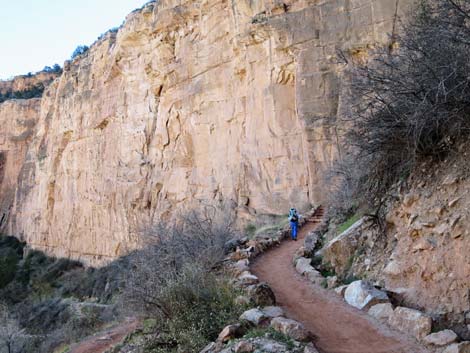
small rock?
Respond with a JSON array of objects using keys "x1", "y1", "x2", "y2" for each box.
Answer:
[
  {"x1": 368, "y1": 303, "x2": 394, "y2": 322},
  {"x1": 235, "y1": 296, "x2": 251, "y2": 306},
  {"x1": 388, "y1": 307, "x2": 432, "y2": 341},
  {"x1": 334, "y1": 285, "x2": 348, "y2": 297},
  {"x1": 262, "y1": 306, "x2": 284, "y2": 318},
  {"x1": 233, "y1": 260, "x2": 250, "y2": 275},
  {"x1": 295, "y1": 257, "x2": 313, "y2": 275},
  {"x1": 248, "y1": 283, "x2": 276, "y2": 306},
  {"x1": 217, "y1": 324, "x2": 243, "y2": 342},
  {"x1": 326, "y1": 276, "x2": 338, "y2": 289},
  {"x1": 403, "y1": 193, "x2": 419, "y2": 207},
  {"x1": 271, "y1": 317, "x2": 311, "y2": 342},
  {"x1": 225, "y1": 239, "x2": 240, "y2": 253},
  {"x1": 234, "y1": 340, "x2": 254, "y2": 353},
  {"x1": 344, "y1": 280, "x2": 389, "y2": 310},
  {"x1": 304, "y1": 342, "x2": 320, "y2": 353},
  {"x1": 448, "y1": 197, "x2": 461, "y2": 208},
  {"x1": 384, "y1": 261, "x2": 402, "y2": 276},
  {"x1": 238, "y1": 271, "x2": 259, "y2": 286},
  {"x1": 423, "y1": 330, "x2": 458, "y2": 346},
  {"x1": 304, "y1": 231, "x2": 320, "y2": 255},
  {"x1": 435, "y1": 223, "x2": 450, "y2": 235},
  {"x1": 293, "y1": 247, "x2": 307, "y2": 263},
  {"x1": 443, "y1": 342, "x2": 470, "y2": 353},
  {"x1": 421, "y1": 222, "x2": 435, "y2": 228},
  {"x1": 200, "y1": 342, "x2": 220, "y2": 353},
  {"x1": 256, "y1": 338, "x2": 290, "y2": 352},
  {"x1": 305, "y1": 269, "x2": 324, "y2": 285},
  {"x1": 240, "y1": 308, "x2": 268, "y2": 326},
  {"x1": 412, "y1": 238, "x2": 434, "y2": 252}
]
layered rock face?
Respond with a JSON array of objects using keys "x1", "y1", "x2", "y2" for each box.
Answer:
[
  {"x1": 1, "y1": 0, "x2": 412, "y2": 264},
  {"x1": 384, "y1": 157, "x2": 470, "y2": 320},
  {"x1": 0, "y1": 99, "x2": 41, "y2": 231},
  {"x1": 321, "y1": 151, "x2": 470, "y2": 328},
  {"x1": 0, "y1": 71, "x2": 59, "y2": 96}
]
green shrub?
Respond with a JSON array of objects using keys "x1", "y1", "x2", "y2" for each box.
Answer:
[{"x1": 146, "y1": 267, "x2": 244, "y2": 353}]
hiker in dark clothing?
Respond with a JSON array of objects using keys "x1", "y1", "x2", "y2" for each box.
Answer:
[{"x1": 288, "y1": 208, "x2": 299, "y2": 241}]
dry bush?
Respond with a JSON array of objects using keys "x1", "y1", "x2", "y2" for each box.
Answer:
[
  {"x1": 121, "y1": 208, "x2": 244, "y2": 352},
  {"x1": 330, "y1": 0, "x2": 470, "y2": 217},
  {"x1": 0, "y1": 302, "x2": 25, "y2": 353}
]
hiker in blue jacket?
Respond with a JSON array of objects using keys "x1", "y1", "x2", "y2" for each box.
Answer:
[{"x1": 288, "y1": 208, "x2": 300, "y2": 241}]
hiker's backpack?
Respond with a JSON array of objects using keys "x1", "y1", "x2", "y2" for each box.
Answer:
[{"x1": 289, "y1": 209, "x2": 298, "y2": 222}]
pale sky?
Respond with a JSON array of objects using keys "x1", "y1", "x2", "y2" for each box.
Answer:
[{"x1": 0, "y1": 0, "x2": 148, "y2": 80}]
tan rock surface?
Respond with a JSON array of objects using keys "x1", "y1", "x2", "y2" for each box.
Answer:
[
  {"x1": 0, "y1": 0, "x2": 413, "y2": 264},
  {"x1": 0, "y1": 99, "x2": 41, "y2": 231}
]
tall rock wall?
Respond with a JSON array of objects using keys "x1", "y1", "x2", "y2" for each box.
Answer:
[
  {"x1": 1, "y1": 0, "x2": 413, "y2": 264},
  {"x1": 0, "y1": 99, "x2": 41, "y2": 230}
]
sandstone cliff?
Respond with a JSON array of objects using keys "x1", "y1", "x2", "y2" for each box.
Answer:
[
  {"x1": 0, "y1": 71, "x2": 58, "y2": 96},
  {"x1": 0, "y1": 0, "x2": 413, "y2": 264},
  {"x1": 0, "y1": 99, "x2": 41, "y2": 231}
]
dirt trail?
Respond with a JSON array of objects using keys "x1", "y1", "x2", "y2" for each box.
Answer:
[
  {"x1": 251, "y1": 212, "x2": 428, "y2": 353},
  {"x1": 69, "y1": 318, "x2": 139, "y2": 353}
]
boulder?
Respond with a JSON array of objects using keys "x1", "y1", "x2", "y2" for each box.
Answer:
[
  {"x1": 344, "y1": 281, "x2": 389, "y2": 310},
  {"x1": 262, "y1": 306, "x2": 284, "y2": 318},
  {"x1": 388, "y1": 307, "x2": 432, "y2": 341},
  {"x1": 443, "y1": 342, "x2": 470, "y2": 353},
  {"x1": 248, "y1": 283, "x2": 276, "y2": 306},
  {"x1": 295, "y1": 257, "x2": 323, "y2": 285},
  {"x1": 304, "y1": 231, "x2": 320, "y2": 256},
  {"x1": 271, "y1": 317, "x2": 311, "y2": 342},
  {"x1": 217, "y1": 324, "x2": 244, "y2": 342},
  {"x1": 232, "y1": 259, "x2": 250, "y2": 275},
  {"x1": 423, "y1": 330, "x2": 458, "y2": 346},
  {"x1": 383, "y1": 260, "x2": 403, "y2": 277},
  {"x1": 253, "y1": 338, "x2": 291, "y2": 352},
  {"x1": 240, "y1": 308, "x2": 268, "y2": 326},
  {"x1": 293, "y1": 247, "x2": 307, "y2": 263},
  {"x1": 368, "y1": 303, "x2": 394, "y2": 322},
  {"x1": 200, "y1": 342, "x2": 222, "y2": 353},
  {"x1": 321, "y1": 218, "x2": 365, "y2": 275},
  {"x1": 295, "y1": 257, "x2": 313, "y2": 275},
  {"x1": 238, "y1": 271, "x2": 259, "y2": 286},
  {"x1": 233, "y1": 340, "x2": 254, "y2": 353},
  {"x1": 304, "y1": 343, "x2": 320, "y2": 353}
]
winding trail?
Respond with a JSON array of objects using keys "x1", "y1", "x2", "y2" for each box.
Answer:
[
  {"x1": 251, "y1": 210, "x2": 428, "y2": 353},
  {"x1": 69, "y1": 318, "x2": 139, "y2": 353}
]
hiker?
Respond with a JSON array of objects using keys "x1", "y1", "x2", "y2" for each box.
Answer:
[{"x1": 288, "y1": 208, "x2": 300, "y2": 241}]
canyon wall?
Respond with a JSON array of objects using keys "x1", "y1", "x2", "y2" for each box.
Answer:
[
  {"x1": 0, "y1": 99, "x2": 40, "y2": 231},
  {"x1": 0, "y1": 0, "x2": 413, "y2": 264}
]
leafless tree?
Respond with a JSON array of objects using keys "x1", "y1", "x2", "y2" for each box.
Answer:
[
  {"x1": 0, "y1": 303, "x2": 25, "y2": 353},
  {"x1": 330, "y1": 0, "x2": 470, "y2": 217},
  {"x1": 121, "y1": 207, "x2": 239, "y2": 318}
]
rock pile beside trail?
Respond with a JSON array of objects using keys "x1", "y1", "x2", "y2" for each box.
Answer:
[{"x1": 292, "y1": 217, "x2": 470, "y2": 353}]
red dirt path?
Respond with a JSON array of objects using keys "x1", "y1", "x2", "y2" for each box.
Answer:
[
  {"x1": 68, "y1": 318, "x2": 139, "y2": 353},
  {"x1": 251, "y1": 213, "x2": 429, "y2": 353}
]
